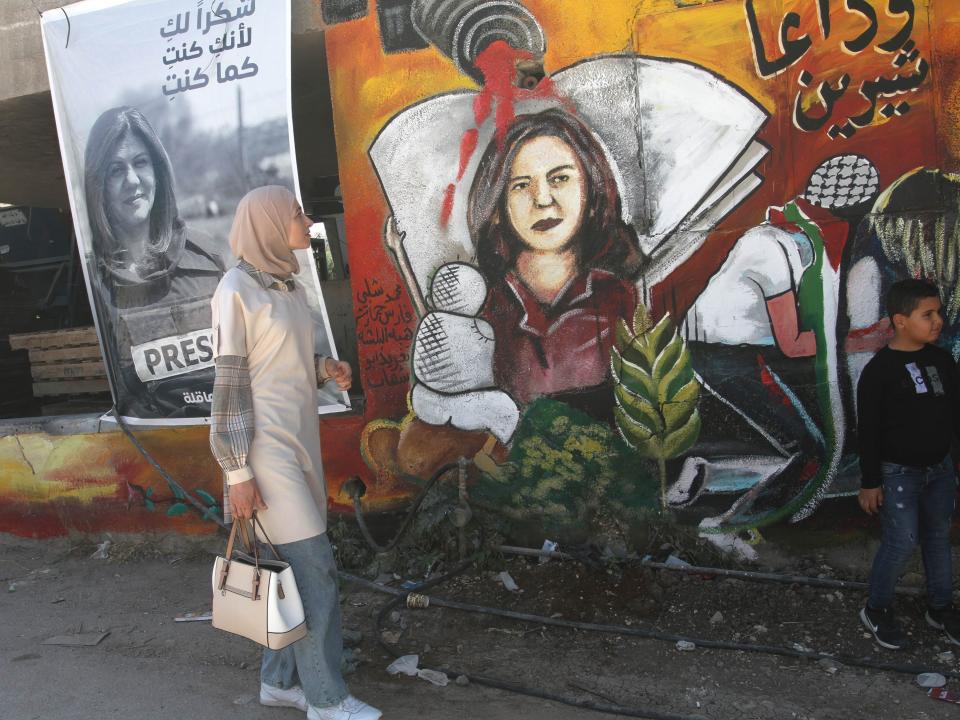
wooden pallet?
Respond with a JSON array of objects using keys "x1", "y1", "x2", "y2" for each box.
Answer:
[
  {"x1": 8, "y1": 326, "x2": 109, "y2": 398},
  {"x1": 9, "y1": 327, "x2": 98, "y2": 351}
]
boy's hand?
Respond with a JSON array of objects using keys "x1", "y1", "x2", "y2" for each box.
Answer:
[{"x1": 859, "y1": 487, "x2": 884, "y2": 515}]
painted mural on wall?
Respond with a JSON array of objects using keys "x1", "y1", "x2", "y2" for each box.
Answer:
[
  {"x1": 0, "y1": 414, "x2": 374, "y2": 538},
  {"x1": 319, "y1": 0, "x2": 960, "y2": 550}
]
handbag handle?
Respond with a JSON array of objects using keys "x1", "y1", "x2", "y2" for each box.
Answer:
[
  {"x1": 249, "y1": 511, "x2": 282, "y2": 559},
  {"x1": 217, "y1": 513, "x2": 282, "y2": 595},
  {"x1": 217, "y1": 518, "x2": 260, "y2": 593}
]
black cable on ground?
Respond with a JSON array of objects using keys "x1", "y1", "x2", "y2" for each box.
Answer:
[
  {"x1": 496, "y1": 544, "x2": 929, "y2": 598},
  {"x1": 112, "y1": 408, "x2": 227, "y2": 530},
  {"x1": 340, "y1": 570, "x2": 960, "y2": 683},
  {"x1": 351, "y1": 563, "x2": 707, "y2": 720},
  {"x1": 348, "y1": 463, "x2": 458, "y2": 554}
]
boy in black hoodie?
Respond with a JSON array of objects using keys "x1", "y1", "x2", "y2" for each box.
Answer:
[{"x1": 857, "y1": 278, "x2": 960, "y2": 650}]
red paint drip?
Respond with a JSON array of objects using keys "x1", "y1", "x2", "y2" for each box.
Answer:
[
  {"x1": 438, "y1": 40, "x2": 576, "y2": 225},
  {"x1": 457, "y1": 128, "x2": 479, "y2": 182},
  {"x1": 440, "y1": 183, "x2": 457, "y2": 227},
  {"x1": 473, "y1": 91, "x2": 492, "y2": 128}
]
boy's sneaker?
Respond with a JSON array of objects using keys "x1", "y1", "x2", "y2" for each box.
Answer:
[
  {"x1": 860, "y1": 605, "x2": 908, "y2": 650},
  {"x1": 926, "y1": 606, "x2": 960, "y2": 645}
]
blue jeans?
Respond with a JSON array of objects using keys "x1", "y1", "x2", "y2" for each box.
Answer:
[
  {"x1": 260, "y1": 533, "x2": 348, "y2": 707},
  {"x1": 867, "y1": 456, "x2": 957, "y2": 611}
]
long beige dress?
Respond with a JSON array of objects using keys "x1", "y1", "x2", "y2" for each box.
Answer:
[{"x1": 211, "y1": 267, "x2": 326, "y2": 544}]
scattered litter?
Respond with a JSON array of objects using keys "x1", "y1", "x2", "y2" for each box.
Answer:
[
  {"x1": 928, "y1": 687, "x2": 960, "y2": 704},
  {"x1": 818, "y1": 658, "x2": 839, "y2": 674},
  {"x1": 174, "y1": 610, "x2": 212, "y2": 623},
  {"x1": 938, "y1": 650, "x2": 955, "y2": 663},
  {"x1": 232, "y1": 694, "x2": 255, "y2": 705},
  {"x1": 381, "y1": 630, "x2": 401, "y2": 645},
  {"x1": 90, "y1": 541, "x2": 112, "y2": 560},
  {"x1": 709, "y1": 611, "x2": 724, "y2": 625},
  {"x1": 540, "y1": 539, "x2": 558, "y2": 564},
  {"x1": 916, "y1": 673, "x2": 947, "y2": 688},
  {"x1": 42, "y1": 631, "x2": 109, "y2": 647},
  {"x1": 417, "y1": 668, "x2": 449, "y2": 686},
  {"x1": 496, "y1": 571, "x2": 520, "y2": 592},
  {"x1": 386, "y1": 654, "x2": 419, "y2": 677},
  {"x1": 400, "y1": 580, "x2": 423, "y2": 590},
  {"x1": 455, "y1": 675, "x2": 470, "y2": 686},
  {"x1": 7, "y1": 583, "x2": 16, "y2": 593},
  {"x1": 752, "y1": 624, "x2": 768, "y2": 634},
  {"x1": 790, "y1": 643, "x2": 814, "y2": 654},
  {"x1": 665, "y1": 554, "x2": 691, "y2": 569},
  {"x1": 348, "y1": 600, "x2": 367, "y2": 608},
  {"x1": 51, "y1": 597, "x2": 65, "y2": 604},
  {"x1": 676, "y1": 640, "x2": 696, "y2": 652}
]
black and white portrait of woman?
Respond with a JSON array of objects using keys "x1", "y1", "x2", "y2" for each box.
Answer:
[{"x1": 84, "y1": 106, "x2": 226, "y2": 419}]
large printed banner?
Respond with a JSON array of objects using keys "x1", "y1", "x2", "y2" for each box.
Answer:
[{"x1": 41, "y1": 0, "x2": 347, "y2": 424}]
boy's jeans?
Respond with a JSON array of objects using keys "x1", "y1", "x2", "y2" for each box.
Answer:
[
  {"x1": 868, "y1": 455, "x2": 957, "y2": 611},
  {"x1": 260, "y1": 533, "x2": 349, "y2": 708}
]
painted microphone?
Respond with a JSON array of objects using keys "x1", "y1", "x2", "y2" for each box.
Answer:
[{"x1": 410, "y1": 0, "x2": 546, "y2": 87}]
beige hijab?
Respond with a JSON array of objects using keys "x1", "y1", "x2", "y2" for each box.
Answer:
[{"x1": 228, "y1": 186, "x2": 301, "y2": 279}]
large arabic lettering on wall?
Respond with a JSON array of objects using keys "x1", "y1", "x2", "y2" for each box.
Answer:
[
  {"x1": 745, "y1": 0, "x2": 930, "y2": 139},
  {"x1": 40, "y1": 0, "x2": 346, "y2": 423},
  {"x1": 319, "y1": 0, "x2": 959, "y2": 552}
]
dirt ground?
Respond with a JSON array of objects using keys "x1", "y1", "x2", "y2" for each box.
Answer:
[{"x1": 2, "y1": 531, "x2": 960, "y2": 720}]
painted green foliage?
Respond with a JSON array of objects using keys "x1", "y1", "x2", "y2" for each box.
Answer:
[
  {"x1": 472, "y1": 399, "x2": 658, "y2": 534},
  {"x1": 126, "y1": 482, "x2": 221, "y2": 521},
  {"x1": 612, "y1": 305, "x2": 701, "y2": 509}
]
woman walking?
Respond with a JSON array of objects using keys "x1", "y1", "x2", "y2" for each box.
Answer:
[{"x1": 209, "y1": 186, "x2": 381, "y2": 720}]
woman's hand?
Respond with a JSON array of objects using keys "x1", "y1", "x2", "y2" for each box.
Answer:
[
  {"x1": 324, "y1": 358, "x2": 353, "y2": 391},
  {"x1": 229, "y1": 479, "x2": 268, "y2": 519}
]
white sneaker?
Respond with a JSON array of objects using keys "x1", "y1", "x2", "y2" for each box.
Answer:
[
  {"x1": 307, "y1": 695, "x2": 382, "y2": 720},
  {"x1": 260, "y1": 682, "x2": 309, "y2": 711}
]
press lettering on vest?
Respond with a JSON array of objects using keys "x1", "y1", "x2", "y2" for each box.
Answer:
[
  {"x1": 905, "y1": 362, "x2": 928, "y2": 394},
  {"x1": 196, "y1": 334, "x2": 214, "y2": 363},
  {"x1": 131, "y1": 328, "x2": 216, "y2": 382}
]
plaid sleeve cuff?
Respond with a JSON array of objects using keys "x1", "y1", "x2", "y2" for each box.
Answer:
[
  {"x1": 226, "y1": 466, "x2": 254, "y2": 485},
  {"x1": 315, "y1": 354, "x2": 330, "y2": 383}
]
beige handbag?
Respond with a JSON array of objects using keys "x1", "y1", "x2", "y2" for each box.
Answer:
[{"x1": 211, "y1": 514, "x2": 307, "y2": 649}]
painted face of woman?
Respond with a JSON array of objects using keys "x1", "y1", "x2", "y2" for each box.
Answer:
[
  {"x1": 506, "y1": 135, "x2": 587, "y2": 254},
  {"x1": 105, "y1": 133, "x2": 156, "y2": 236},
  {"x1": 286, "y1": 204, "x2": 312, "y2": 251}
]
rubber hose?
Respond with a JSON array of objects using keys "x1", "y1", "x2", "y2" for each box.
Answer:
[
  {"x1": 496, "y1": 544, "x2": 928, "y2": 598},
  {"x1": 363, "y1": 564, "x2": 707, "y2": 720},
  {"x1": 351, "y1": 463, "x2": 459, "y2": 554},
  {"x1": 339, "y1": 571, "x2": 960, "y2": 682}
]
